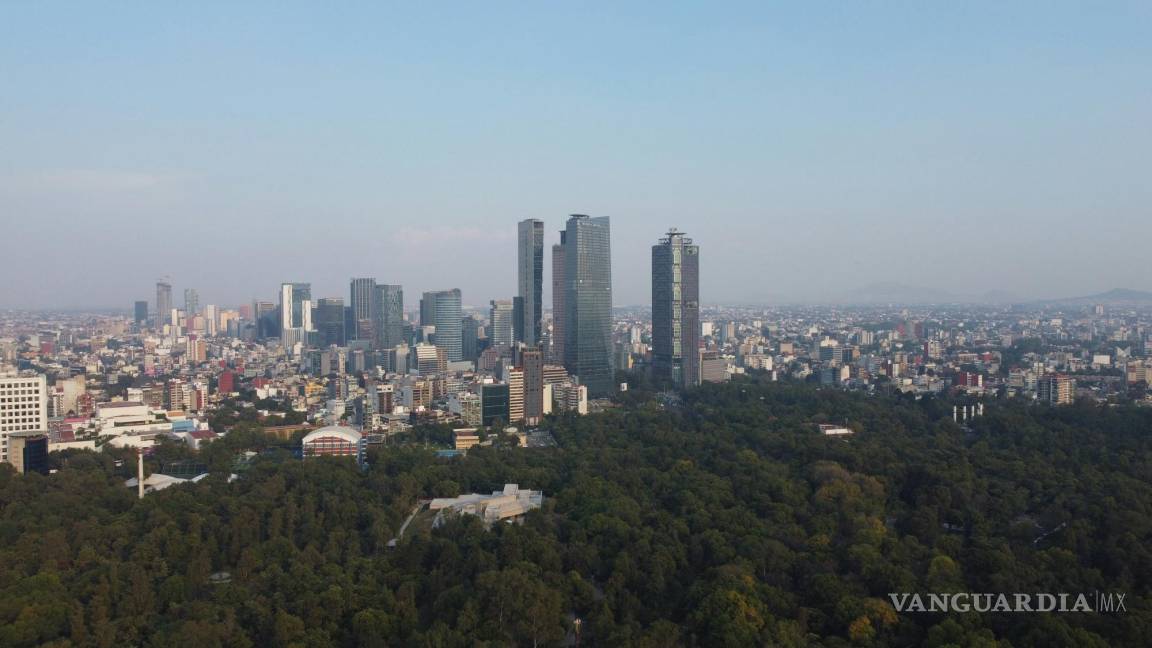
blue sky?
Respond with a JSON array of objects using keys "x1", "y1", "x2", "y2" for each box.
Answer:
[{"x1": 1, "y1": 2, "x2": 1150, "y2": 308}]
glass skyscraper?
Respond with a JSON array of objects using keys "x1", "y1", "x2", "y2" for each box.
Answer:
[
  {"x1": 349, "y1": 277, "x2": 376, "y2": 342},
  {"x1": 652, "y1": 229, "x2": 700, "y2": 388},
  {"x1": 562, "y1": 214, "x2": 613, "y2": 398},
  {"x1": 517, "y1": 218, "x2": 544, "y2": 346},
  {"x1": 155, "y1": 281, "x2": 172, "y2": 327},
  {"x1": 373, "y1": 284, "x2": 404, "y2": 350},
  {"x1": 421, "y1": 289, "x2": 463, "y2": 361}
]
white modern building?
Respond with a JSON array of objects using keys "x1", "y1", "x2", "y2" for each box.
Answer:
[
  {"x1": 0, "y1": 372, "x2": 47, "y2": 464},
  {"x1": 430, "y1": 484, "x2": 543, "y2": 527}
]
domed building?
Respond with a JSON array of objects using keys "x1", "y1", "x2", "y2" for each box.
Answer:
[{"x1": 300, "y1": 425, "x2": 364, "y2": 465}]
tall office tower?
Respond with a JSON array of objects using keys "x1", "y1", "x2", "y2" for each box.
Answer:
[
  {"x1": 279, "y1": 282, "x2": 313, "y2": 350},
  {"x1": 254, "y1": 301, "x2": 279, "y2": 339},
  {"x1": 0, "y1": 373, "x2": 47, "y2": 464},
  {"x1": 489, "y1": 299, "x2": 515, "y2": 349},
  {"x1": 203, "y1": 304, "x2": 219, "y2": 336},
  {"x1": 420, "y1": 289, "x2": 463, "y2": 361},
  {"x1": 156, "y1": 281, "x2": 172, "y2": 327},
  {"x1": 521, "y1": 348, "x2": 544, "y2": 425},
  {"x1": 517, "y1": 218, "x2": 545, "y2": 345},
  {"x1": 315, "y1": 298, "x2": 347, "y2": 347},
  {"x1": 507, "y1": 368, "x2": 525, "y2": 423},
  {"x1": 461, "y1": 316, "x2": 480, "y2": 361},
  {"x1": 134, "y1": 301, "x2": 149, "y2": 324},
  {"x1": 563, "y1": 215, "x2": 614, "y2": 398},
  {"x1": 349, "y1": 277, "x2": 377, "y2": 342},
  {"x1": 373, "y1": 285, "x2": 404, "y2": 350},
  {"x1": 279, "y1": 282, "x2": 312, "y2": 330},
  {"x1": 550, "y1": 232, "x2": 567, "y2": 363},
  {"x1": 652, "y1": 229, "x2": 701, "y2": 388},
  {"x1": 183, "y1": 288, "x2": 200, "y2": 316}
]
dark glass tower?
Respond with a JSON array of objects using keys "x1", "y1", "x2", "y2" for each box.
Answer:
[
  {"x1": 315, "y1": 297, "x2": 346, "y2": 347},
  {"x1": 349, "y1": 277, "x2": 377, "y2": 343},
  {"x1": 562, "y1": 215, "x2": 613, "y2": 398},
  {"x1": 517, "y1": 218, "x2": 544, "y2": 345},
  {"x1": 155, "y1": 281, "x2": 172, "y2": 327},
  {"x1": 652, "y1": 229, "x2": 700, "y2": 388},
  {"x1": 374, "y1": 284, "x2": 404, "y2": 350}
]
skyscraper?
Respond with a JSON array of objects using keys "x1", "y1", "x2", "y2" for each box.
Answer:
[
  {"x1": 551, "y1": 232, "x2": 566, "y2": 363},
  {"x1": 563, "y1": 215, "x2": 614, "y2": 398},
  {"x1": 134, "y1": 301, "x2": 149, "y2": 324},
  {"x1": 652, "y1": 229, "x2": 700, "y2": 388},
  {"x1": 349, "y1": 277, "x2": 377, "y2": 343},
  {"x1": 420, "y1": 289, "x2": 463, "y2": 362},
  {"x1": 374, "y1": 285, "x2": 404, "y2": 350},
  {"x1": 489, "y1": 299, "x2": 515, "y2": 349},
  {"x1": 315, "y1": 297, "x2": 346, "y2": 347},
  {"x1": 521, "y1": 347, "x2": 544, "y2": 425},
  {"x1": 517, "y1": 218, "x2": 544, "y2": 345},
  {"x1": 461, "y1": 315, "x2": 480, "y2": 361},
  {"x1": 280, "y1": 282, "x2": 313, "y2": 350},
  {"x1": 183, "y1": 288, "x2": 200, "y2": 317},
  {"x1": 155, "y1": 281, "x2": 172, "y2": 327}
]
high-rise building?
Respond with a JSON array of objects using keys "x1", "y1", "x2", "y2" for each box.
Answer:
[
  {"x1": 461, "y1": 316, "x2": 480, "y2": 361},
  {"x1": 521, "y1": 348, "x2": 544, "y2": 425},
  {"x1": 1038, "y1": 374, "x2": 1074, "y2": 405},
  {"x1": 481, "y1": 383, "x2": 510, "y2": 426},
  {"x1": 551, "y1": 233, "x2": 566, "y2": 363},
  {"x1": 517, "y1": 218, "x2": 544, "y2": 345},
  {"x1": 134, "y1": 300, "x2": 149, "y2": 324},
  {"x1": 315, "y1": 297, "x2": 346, "y2": 347},
  {"x1": 280, "y1": 282, "x2": 313, "y2": 349},
  {"x1": 562, "y1": 215, "x2": 614, "y2": 397},
  {"x1": 156, "y1": 281, "x2": 172, "y2": 327},
  {"x1": 0, "y1": 373, "x2": 47, "y2": 465},
  {"x1": 508, "y1": 368, "x2": 524, "y2": 423},
  {"x1": 349, "y1": 278, "x2": 377, "y2": 343},
  {"x1": 489, "y1": 299, "x2": 515, "y2": 349},
  {"x1": 253, "y1": 301, "x2": 279, "y2": 339},
  {"x1": 652, "y1": 229, "x2": 700, "y2": 388},
  {"x1": 421, "y1": 289, "x2": 463, "y2": 361},
  {"x1": 183, "y1": 288, "x2": 200, "y2": 316},
  {"x1": 374, "y1": 285, "x2": 404, "y2": 350}
]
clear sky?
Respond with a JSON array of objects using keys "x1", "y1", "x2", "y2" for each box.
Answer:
[{"x1": 1, "y1": 2, "x2": 1150, "y2": 309}]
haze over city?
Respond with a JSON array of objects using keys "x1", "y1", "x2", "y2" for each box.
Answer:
[{"x1": 2, "y1": 2, "x2": 1150, "y2": 309}]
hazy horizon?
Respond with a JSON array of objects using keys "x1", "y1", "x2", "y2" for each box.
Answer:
[{"x1": 2, "y1": 2, "x2": 1150, "y2": 309}]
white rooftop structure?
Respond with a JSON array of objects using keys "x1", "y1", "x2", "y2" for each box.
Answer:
[{"x1": 430, "y1": 483, "x2": 543, "y2": 526}]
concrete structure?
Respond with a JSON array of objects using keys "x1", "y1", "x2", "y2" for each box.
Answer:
[
  {"x1": 430, "y1": 483, "x2": 544, "y2": 527},
  {"x1": 7, "y1": 431, "x2": 48, "y2": 474}
]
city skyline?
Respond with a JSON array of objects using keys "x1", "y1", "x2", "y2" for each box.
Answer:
[{"x1": 3, "y1": 3, "x2": 1150, "y2": 309}]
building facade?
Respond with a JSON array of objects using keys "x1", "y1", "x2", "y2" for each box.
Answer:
[
  {"x1": 652, "y1": 229, "x2": 700, "y2": 388},
  {"x1": 562, "y1": 215, "x2": 614, "y2": 397},
  {"x1": 517, "y1": 218, "x2": 544, "y2": 345},
  {"x1": 0, "y1": 373, "x2": 47, "y2": 464}
]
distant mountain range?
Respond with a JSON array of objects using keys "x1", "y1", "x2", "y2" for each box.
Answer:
[
  {"x1": 1035, "y1": 288, "x2": 1152, "y2": 306},
  {"x1": 833, "y1": 284, "x2": 1152, "y2": 306},
  {"x1": 835, "y1": 282, "x2": 1022, "y2": 305}
]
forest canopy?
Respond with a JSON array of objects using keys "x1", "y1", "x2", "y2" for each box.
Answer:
[{"x1": 1, "y1": 376, "x2": 1150, "y2": 647}]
